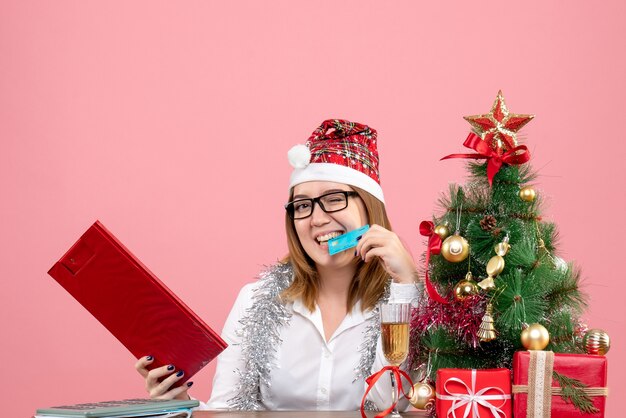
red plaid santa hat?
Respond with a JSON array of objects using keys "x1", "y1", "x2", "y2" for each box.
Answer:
[{"x1": 288, "y1": 119, "x2": 384, "y2": 203}]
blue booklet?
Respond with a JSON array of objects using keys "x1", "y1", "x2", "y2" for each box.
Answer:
[{"x1": 34, "y1": 398, "x2": 198, "y2": 418}]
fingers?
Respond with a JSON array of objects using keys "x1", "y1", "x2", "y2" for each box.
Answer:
[
  {"x1": 355, "y1": 224, "x2": 398, "y2": 260},
  {"x1": 135, "y1": 355, "x2": 154, "y2": 378},
  {"x1": 148, "y1": 368, "x2": 187, "y2": 399},
  {"x1": 146, "y1": 364, "x2": 178, "y2": 389},
  {"x1": 147, "y1": 366, "x2": 190, "y2": 399},
  {"x1": 164, "y1": 382, "x2": 194, "y2": 401},
  {"x1": 135, "y1": 356, "x2": 191, "y2": 400},
  {"x1": 355, "y1": 225, "x2": 418, "y2": 283},
  {"x1": 135, "y1": 356, "x2": 188, "y2": 399},
  {"x1": 361, "y1": 246, "x2": 387, "y2": 264}
]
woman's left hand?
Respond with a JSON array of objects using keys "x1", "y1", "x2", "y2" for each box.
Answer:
[{"x1": 355, "y1": 224, "x2": 419, "y2": 284}]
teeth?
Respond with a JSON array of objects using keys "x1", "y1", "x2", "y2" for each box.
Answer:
[{"x1": 317, "y1": 231, "x2": 342, "y2": 243}]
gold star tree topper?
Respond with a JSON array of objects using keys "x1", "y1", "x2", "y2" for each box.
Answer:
[{"x1": 464, "y1": 91, "x2": 534, "y2": 154}]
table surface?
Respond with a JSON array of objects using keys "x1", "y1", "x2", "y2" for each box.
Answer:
[{"x1": 192, "y1": 412, "x2": 428, "y2": 417}]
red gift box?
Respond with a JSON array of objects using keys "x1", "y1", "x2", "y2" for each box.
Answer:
[
  {"x1": 436, "y1": 368, "x2": 512, "y2": 418},
  {"x1": 512, "y1": 351, "x2": 608, "y2": 418}
]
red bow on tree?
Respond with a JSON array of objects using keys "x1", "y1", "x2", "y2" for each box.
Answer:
[
  {"x1": 441, "y1": 133, "x2": 531, "y2": 186},
  {"x1": 419, "y1": 221, "x2": 449, "y2": 304}
]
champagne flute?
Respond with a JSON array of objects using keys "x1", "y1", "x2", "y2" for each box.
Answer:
[{"x1": 380, "y1": 303, "x2": 411, "y2": 418}]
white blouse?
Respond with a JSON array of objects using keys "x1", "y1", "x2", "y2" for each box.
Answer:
[{"x1": 199, "y1": 281, "x2": 421, "y2": 411}]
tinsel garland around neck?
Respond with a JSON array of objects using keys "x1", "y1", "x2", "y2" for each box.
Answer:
[
  {"x1": 227, "y1": 262, "x2": 387, "y2": 411},
  {"x1": 227, "y1": 263, "x2": 293, "y2": 411},
  {"x1": 355, "y1": 284, "x2": 389, "y2": 412}
]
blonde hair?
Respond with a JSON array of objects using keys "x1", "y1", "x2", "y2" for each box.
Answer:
[{"x1": 281, "y1": 186, "x2": 392, "y2": 312}]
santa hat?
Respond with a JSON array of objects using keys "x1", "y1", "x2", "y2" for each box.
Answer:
[{"x1": 288, "y1": 119, "x2": 384, "y2": 203}]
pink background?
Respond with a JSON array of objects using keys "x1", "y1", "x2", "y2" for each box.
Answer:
[{"x1": 1, "y1": 1, "x2": 624, "y2": 417}]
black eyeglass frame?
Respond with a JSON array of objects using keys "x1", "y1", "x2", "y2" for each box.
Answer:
[{"x1": 285, "y1": 191, "x2": 359, "y2": 220}]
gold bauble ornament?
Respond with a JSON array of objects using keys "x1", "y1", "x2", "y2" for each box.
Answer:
[
  {"x1": 441, "y1": 233, "x2": 470, "y2": 262},
  {"x1": 434, "y1": 223, "x2": 450, "y2": 240},
  {"x1": 409, "y1": 382, "x2": 436, "y2": 410},
  {"x1": 582, "y1": 329, "x2": 611, "y2": 355},
  {"x1": 519, "y1": 186, "x2": 536, "y2": 202},
  {"x1": 520, "y1": 323, "x2": 550, "y2": 350},
  {"x1": 454, "y1": 277, "x2": 479, "y2": 301}
]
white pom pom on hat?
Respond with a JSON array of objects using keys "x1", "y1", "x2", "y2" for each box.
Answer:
[{"x1": 287, "y1": 144, "x2": 311, "y2": 169}]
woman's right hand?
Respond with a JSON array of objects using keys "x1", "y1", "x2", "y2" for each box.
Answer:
[{"x1": 135, "y1": 355, "x2": 193, "y2": 400}]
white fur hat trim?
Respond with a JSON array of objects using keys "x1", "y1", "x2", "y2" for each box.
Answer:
[{"x1": 289, "y1": 162, "x2": 385, "y2": 203}]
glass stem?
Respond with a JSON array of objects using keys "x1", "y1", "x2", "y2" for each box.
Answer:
[{"x1": 390, "y1": 371, "x2": 400, "y2": 417}]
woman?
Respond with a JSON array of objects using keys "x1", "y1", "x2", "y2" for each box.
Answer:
[{"x1": 135, "y1": 119, "x2": 422, "y2": 411}]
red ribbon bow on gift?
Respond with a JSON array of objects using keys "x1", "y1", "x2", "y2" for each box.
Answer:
[
  {"x1": 419, "y1": 220, "x2": 449, "y2": 304},
  {"x1": 441, "y1": 133, "x2": 531, "y2": 186},
  {"x1": 437, "y1": 369, "x2": 511, "y2": 418},
  {"x1": 360, "y1": 365, "x2": 414, "y2": 418}
]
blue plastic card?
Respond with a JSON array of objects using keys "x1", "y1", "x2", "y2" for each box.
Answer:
[{"x1": 328, "y1": 225, "x2": 370, "y2": 255}]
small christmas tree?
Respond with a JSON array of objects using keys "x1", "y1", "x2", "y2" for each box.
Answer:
[{"x1": 409, "y1": 91, "x2": 588, "y2": 382}]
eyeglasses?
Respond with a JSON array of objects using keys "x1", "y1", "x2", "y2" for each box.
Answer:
[{"x1": 285, "y1": 191, "x2": 359, "y2": 220}]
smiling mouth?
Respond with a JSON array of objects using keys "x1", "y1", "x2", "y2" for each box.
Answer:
[{"x1": 316, "y1": 231, "x2": 343, "y2": 244}]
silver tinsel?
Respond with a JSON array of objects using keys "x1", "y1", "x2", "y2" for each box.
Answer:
[
  {"x1": 228, "y1": 263, "x2": 294, "y2": 410},
  {"x1": 227, "y1": 262, "x2": 388, "y2": 411},
  {"x1": 354, "y1": 283, "x2": 390, "y2": 411}
]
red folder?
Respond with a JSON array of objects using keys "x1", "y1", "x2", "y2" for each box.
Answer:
[{"x1": 48, "y1": 221, "x2": 227, "y2": 386}]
